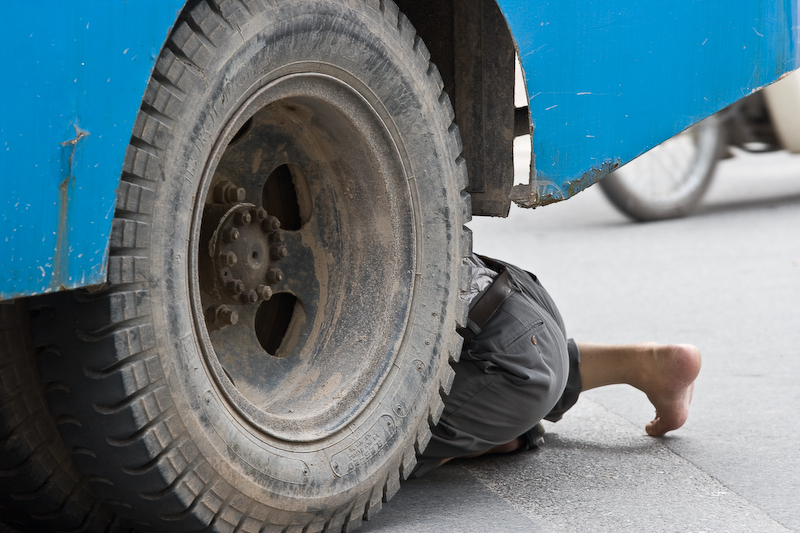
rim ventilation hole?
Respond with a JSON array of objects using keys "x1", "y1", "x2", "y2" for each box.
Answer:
[
  {"x1": 255, "y1": 293, "x2": 298, "y2": 356},
  {"x1": 262, "y1": 164, "x2": 311, "y2": 231}
]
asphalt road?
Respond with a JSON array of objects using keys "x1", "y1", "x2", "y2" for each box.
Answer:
[{"x1": 361, "y1": 146, "x2": 800, "y2": 532}]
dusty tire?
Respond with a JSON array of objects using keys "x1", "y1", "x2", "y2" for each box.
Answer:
[
  {"x1": 599, "y1": 115, "x2": 723, "y2": 221},
  {"x1": 0, "y1": 301, "x2": 122, "y2": 532},
  {"x1": 31, "y1": 0, "x2": 470, "y2": 531}
]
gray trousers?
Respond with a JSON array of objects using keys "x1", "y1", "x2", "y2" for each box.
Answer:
[{"x1": 414, "y1": 258, "x2": 582, "y2": 477}]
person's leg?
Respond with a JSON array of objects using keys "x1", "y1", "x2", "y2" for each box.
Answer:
[{"x1": 576, "y1": 342, "x2": 701, "y2": 436}]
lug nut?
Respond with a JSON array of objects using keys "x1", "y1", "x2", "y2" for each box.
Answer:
[
  {"x1": 207, "y1": 304, "x2": 238, "y2": 330},
  {"x1": 218, "y1": 251, "x2": 237, "y2": 267},
  {"x1": 253, "y1": 207, "x2": 268, "y2": 222},
  {"x1": 266, "y1": 268, "x2": 283, "y2": 284},
  {"x1": 272, "y1": 230, "x2": 285, "y2": 243},
  {"x1": 244, "y1": 289, "x2": 259, "y2": 304},
  {"x1": 213, "y1": 181, "x2": 246, "y2": 204},
  {"x1": 256, "y1": 285, "x2": 272, "y2": 300},
  {"x1": 271, "y1": 244, "x2": 288, "y2": 260},
  {"x1": 223, "y1": 227, "x2": 240, "y2": 243},
  {"x1": 227, "y1": 279, "x2": 245, "y2": 296},
  {"x1": 234, "y1": 210, "x2": 252, "y2": 226},
  {"x1": 230, "y1": 188, "x2": 246, "y2": 203},
  {"x1": 262, "y1": 216, "x2": 281, "y2": 232},
  {"x1": 216, "y1": 305, "x2": 238, "y2": 327}
]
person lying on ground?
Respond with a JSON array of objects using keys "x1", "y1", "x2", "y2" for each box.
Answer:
[{"x1": 412, "y1": 254, "x2": 702, "y2": 476}]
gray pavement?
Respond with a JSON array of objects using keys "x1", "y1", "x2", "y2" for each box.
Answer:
[{"x1": 361, "y1": 147, "x2": 800, "y2": 531}]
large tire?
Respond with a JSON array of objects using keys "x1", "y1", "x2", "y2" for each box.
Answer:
[
  {"x1": 599, "y1": 114, "x2": 723, "y2": 221},
  {"x1": 31, "y1": 0, "x2": 470, "y2": 531},
  {"x1": 0, "y1": 302, "x2": 122, "y2": 532}
]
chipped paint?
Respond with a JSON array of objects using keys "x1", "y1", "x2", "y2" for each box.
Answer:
[
  {"x1": 0, "y1": 2, "x2": 182, "y2": 302},
  {"x1": 510, "y1": 159, "x2": 621, "y2": 209},
  {"x1": 535, "y1": 159, "x2": 621, "y2": 206},
  {"x1": 53, "y1": 125, "x2": 90, "y2": 291}
]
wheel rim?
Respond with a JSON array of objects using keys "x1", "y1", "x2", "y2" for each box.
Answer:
[
  {"x1": 612, "y1": 115, "x2": 720, "y2": 205},
  {"x1": 188, "y1": 70, "x2": 416, "y2": 442}
]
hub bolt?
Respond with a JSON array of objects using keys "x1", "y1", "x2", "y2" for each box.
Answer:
[
  {"x1": 253, "y1": 207, "x2": 268, "y2": 222},
  {"x1": 227, "y1": 279, "x2": 245, "y2": 296},
  {"x1": 207, "y1": 304, "x2": 238, "y2": 330},
  {"x1": 272, "y1": 230, "x2": 285, "y2": 243},
  {"x1": 223, "y1": 227, "x2": 240, "y2": 243},
  {"x1": 244, "y1": 289, "x2": 259, "y2": 304},
  {"x1": 234, "y1": 211, "x2": 252, "y2": 226},
  {"x1": 271, "y1": 244, "x2": 288, "y2": 260},
  {"x1": 266, "y1": 268, "x2": 283, "y2": 284},
  {"x1": 214, "y1": 181, "x2": 246, "y2": 204},
  {"x1": 216, "y1": 305, "x2": 238, "y2": 327},
  {"x1": 256, "y1": 285, "x2": 273, "y2": 300},
  {"x1": 218, "y1": 251, "x2": 237, "y2": 267},
  {"x1": 262, "y1": 216, "x2": 281, "y2": 232}
]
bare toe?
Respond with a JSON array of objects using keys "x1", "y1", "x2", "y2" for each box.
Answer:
[{"x1": 646, "y1": 381, "x2": 695, "y2": 436}]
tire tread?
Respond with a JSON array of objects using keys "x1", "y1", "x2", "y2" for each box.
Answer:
[{"x1": 0, "y1": 303, "x2": 120, "y2": 532}]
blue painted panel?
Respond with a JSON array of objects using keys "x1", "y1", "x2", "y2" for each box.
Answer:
[
  {"x1": 0, "y1": 1, "x2": 182, "y2": 300},
  {"x1": 498, "y1": 0, "x2": 799, "y2": 204}
]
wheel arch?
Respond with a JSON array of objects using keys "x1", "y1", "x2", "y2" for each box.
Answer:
[{"x1": 395, "y1": 0, "x2": 520, "y2": 217}]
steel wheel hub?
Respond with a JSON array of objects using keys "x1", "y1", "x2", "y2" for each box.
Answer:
[{"x1": 188, "y1": 70, "x2": 416, "y2": 442}]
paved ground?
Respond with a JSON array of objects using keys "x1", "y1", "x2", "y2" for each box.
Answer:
[{"x1": 361, "y1": 145, "x2": 800, "y2": 532}]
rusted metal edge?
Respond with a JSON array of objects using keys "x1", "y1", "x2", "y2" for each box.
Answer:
[{"x1": 509, "y1": 158, "x2": 621, "y2": 208}]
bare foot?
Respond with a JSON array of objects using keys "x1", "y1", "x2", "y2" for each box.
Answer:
[{"x1": 639, "y1": 344, "x2": 702, "y2": 436}]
